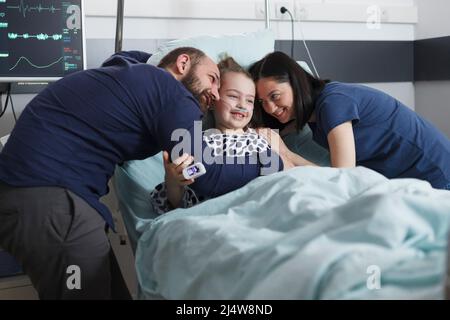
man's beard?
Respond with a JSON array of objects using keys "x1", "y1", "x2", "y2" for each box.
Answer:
[{"x1": 181, "y1": 68, "x2": 209, "y2": 112}]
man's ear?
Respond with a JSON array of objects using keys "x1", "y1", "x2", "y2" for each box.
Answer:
[{"x1": 174, "y1": 54, "x2": 191, "y2": 77}]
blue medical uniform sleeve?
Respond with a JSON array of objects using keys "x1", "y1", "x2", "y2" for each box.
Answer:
[
  {"x1": 317, "y1": 93, "x2": 360, "y2": 137},
  {"x1": 154, "y1": 97, "x2": 280, "y2": 198}
]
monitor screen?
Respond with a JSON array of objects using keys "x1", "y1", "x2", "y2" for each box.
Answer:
[{"x1": 0, "y1": 0, "x2": 86, "y2": 82}]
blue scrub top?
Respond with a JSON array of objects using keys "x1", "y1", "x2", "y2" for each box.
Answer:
[
  {"x1": 0, "y1": 51, "x2": 282, "y2": 228},
  {"x1": 309, "y1": 81, "x2": 450, "y2": 189}
]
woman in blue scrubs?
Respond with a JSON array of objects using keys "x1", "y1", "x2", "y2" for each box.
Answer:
[{"x1": 249, "y1": 51, "x2": 450, "y2": 190}]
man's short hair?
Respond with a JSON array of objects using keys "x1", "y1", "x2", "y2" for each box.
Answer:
[{"x1": 157, "y1": 47, "x2": 207, "y2": 69}]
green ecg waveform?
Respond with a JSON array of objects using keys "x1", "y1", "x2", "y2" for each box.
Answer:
[
  {"x1": 9, "y1": 56, "x2": 64, "y2": 71},
  {"x1": 7, "y1": 1, "x2": 60, "y2": 18},
  {"x1": 8, "y1": 32, "x2": 63, "y2": 40}
]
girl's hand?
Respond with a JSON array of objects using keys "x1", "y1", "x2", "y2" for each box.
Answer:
[
  {"x1": 163, "y1": 151, "x2": 195, "y2": 188},
  {"x1": 163, "y1": 151, "x2": 196, "y2": 209}
]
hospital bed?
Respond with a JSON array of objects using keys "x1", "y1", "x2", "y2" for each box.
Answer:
[
  {"x1": 116, "y1": 163, "x2": 450, "y2": 300},
  {"x1": 112, "y1": 0, "x2": 450, "y2": 300}
]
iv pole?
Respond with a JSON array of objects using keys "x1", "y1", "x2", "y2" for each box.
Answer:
[
  {"x1": 115, "y1": 0, "x2": 125, "y2": 52},
  {"x1": 113, "y1": 0, "x2": 126, "y2": 246},
  {"x1": 265, "y1": 0, "x2": 271, "y2": 29}
]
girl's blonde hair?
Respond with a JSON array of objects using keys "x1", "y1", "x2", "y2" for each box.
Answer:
[{"x1": 217, "y1": 55, "x2": 252, "y2": 80}]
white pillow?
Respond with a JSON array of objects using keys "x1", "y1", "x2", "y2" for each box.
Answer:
[{"x1": 147, "y1": 29, "x2": 274, "y2": 70}]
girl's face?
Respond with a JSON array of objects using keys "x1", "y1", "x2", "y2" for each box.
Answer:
[
  {"x1": 256, "y1": 77, "x2": 295, "y2": 124},
  {"x1": 213, "y1": 72, "x2": 255, "y2": 132}
]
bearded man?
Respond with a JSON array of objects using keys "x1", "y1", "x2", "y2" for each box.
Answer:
[{"x1": 0, "y1": 48, "x2": 269, "y2": 299}]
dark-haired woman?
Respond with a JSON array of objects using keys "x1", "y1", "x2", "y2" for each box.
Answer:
[{"x1": 249, "y1": 51, "x2": 450, "y2": 190}]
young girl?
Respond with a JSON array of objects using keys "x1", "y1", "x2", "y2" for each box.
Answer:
[
  {"x1": 249, "y1": 51, "x2": 450, "y2": 190},
  {"x1": 150, "y1": 57, "x2": 314, "y2": 214}
]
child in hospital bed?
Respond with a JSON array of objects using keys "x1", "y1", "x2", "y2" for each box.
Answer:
[{"x1": 150, "y1": 56, "x2": 314, "y2": 214}]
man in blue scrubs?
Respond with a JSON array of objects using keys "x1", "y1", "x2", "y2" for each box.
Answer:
[{"x1": 0, "y1": 48, "x2": 276, "y2": 299}]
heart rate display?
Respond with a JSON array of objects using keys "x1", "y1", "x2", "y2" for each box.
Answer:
[
  {"x1": 0, "y1": 0, "x2": 85, "y2": 81},
  {"x1": 7, "y1": 1, "x2": 60, "y2": 18}
]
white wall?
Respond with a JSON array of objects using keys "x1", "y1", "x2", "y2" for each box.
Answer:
[
  {"x1": 1, "y1": 0, "x2": 418, "y2": 137},
  {"x1": 85, "y1": 0, "x2": 416, "y2": 40},
  {"x1": 363, "y1": 82, "x2": 415, "y2": 110},
  {"x1": 415, "y1": 0, "x2": 450, "y2": 40},
  {"x1": 414, "y1": 0, "x2": 450, "y2": 138},
  {"x1": 415, "y1": 81, "x2": 450, "y2": 138}
]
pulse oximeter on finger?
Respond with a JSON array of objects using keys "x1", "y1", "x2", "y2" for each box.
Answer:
[{"x1": 182, "y1": 162, "x2": 206, "y2": 180}]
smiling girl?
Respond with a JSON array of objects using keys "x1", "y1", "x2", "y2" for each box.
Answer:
[{"x1": 149, "y1": 57, "x2": 314, "y2": 213}]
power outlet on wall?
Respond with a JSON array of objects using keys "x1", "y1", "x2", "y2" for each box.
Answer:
[{"x1": 275, "y1": 2, "x2": 291, "y2": 20}]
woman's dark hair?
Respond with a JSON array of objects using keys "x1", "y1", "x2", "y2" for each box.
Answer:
[{"x1": 249, "y1": 51, "x2": 329, "y2": 131}]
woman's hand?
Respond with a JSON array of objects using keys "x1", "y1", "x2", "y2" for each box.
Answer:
[
  {"x1": 256, "y1": 127, "x2": 317, "y2": 168},
  {"x1": 163, "y1": 151, "x2": 195, "y2": 208},
  {"x1": 256, "y1": 127, "x2": 288, "y2": 156},
  {"x1": 257, "y1": 127, "x2": 296, "y2": 169}
]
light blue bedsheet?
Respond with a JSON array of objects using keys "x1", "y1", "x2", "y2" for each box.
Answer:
[{"x1": 135, "y1": 166, "x2": 450, "y2": 299}]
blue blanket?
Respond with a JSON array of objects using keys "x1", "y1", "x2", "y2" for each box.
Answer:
[{"x1": 135, "y1": 166, "x2": 450, "y2": 299}]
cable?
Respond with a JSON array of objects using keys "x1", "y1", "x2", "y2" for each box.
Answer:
[
  {"x1": 0, "y1": 83, "x2": 11, "y2": 119},
  {"x1": 280, "y1": 7, "x2": 295, "y2": 59},
  {"x1": 296, "y1": 10, "x2": 320, "y2": 78},
  {"x1": 10, "y1": 92, "x2": 17, "y2": 123}
]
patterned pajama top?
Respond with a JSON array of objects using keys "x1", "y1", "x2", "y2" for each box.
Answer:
[{"x1": 149, "y1": 128, "x2": 274, "y2": 214}]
